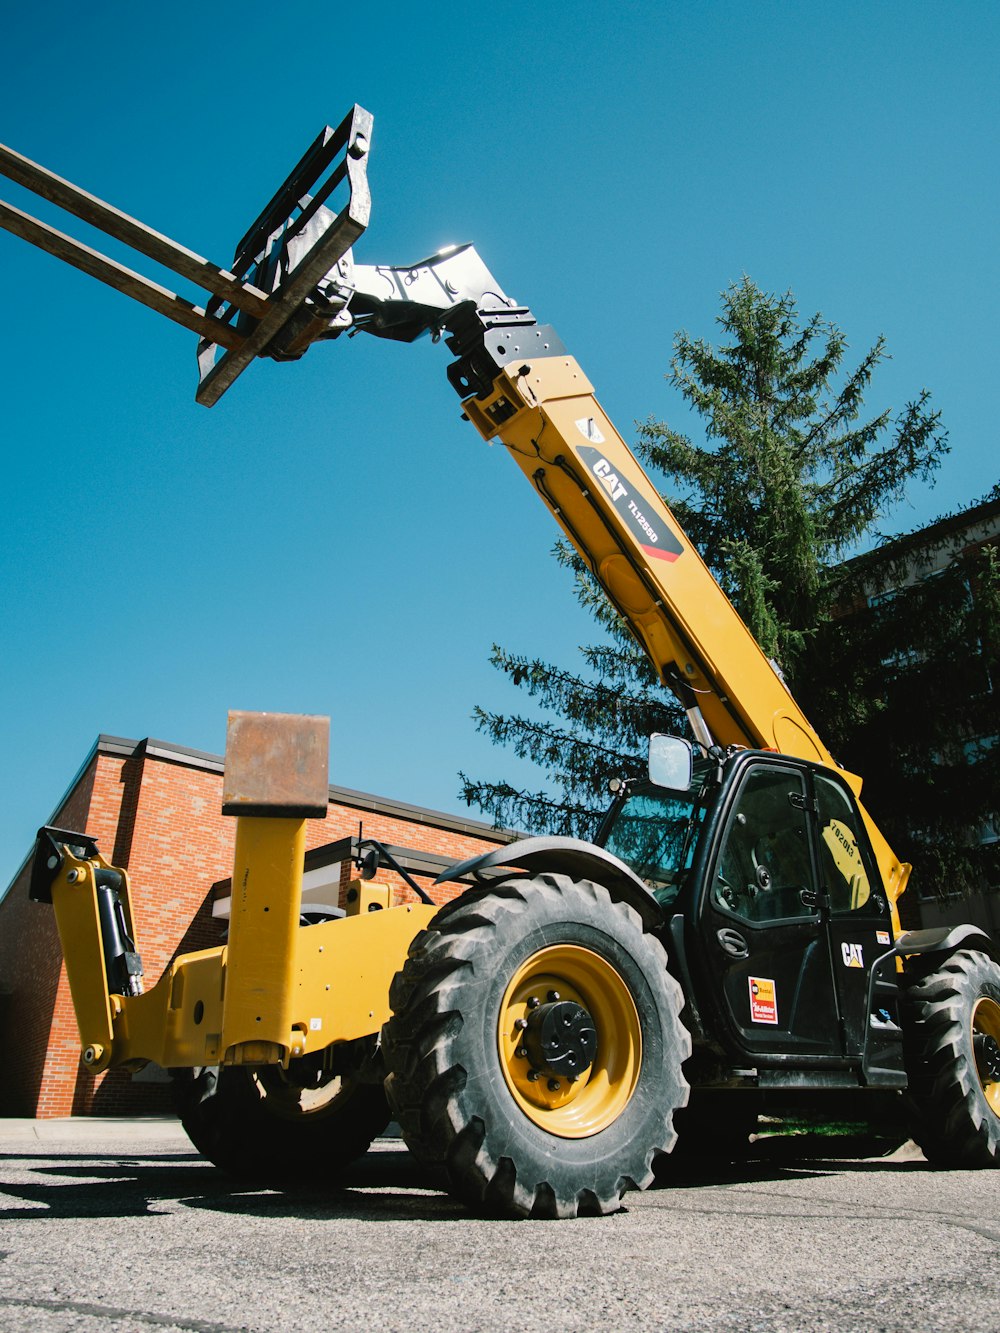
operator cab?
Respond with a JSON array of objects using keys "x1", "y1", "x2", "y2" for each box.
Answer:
[{"x1": 598, "y1": 734, "x2": 905, "y2": 1086}]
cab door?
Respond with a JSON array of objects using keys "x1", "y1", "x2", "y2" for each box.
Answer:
[
  {"x1": 701, "y1": 762, "x2": 841, "y2": 1058},
  {"x1": 814, "y1": 772, "x2": 897, "y2": 1059}
]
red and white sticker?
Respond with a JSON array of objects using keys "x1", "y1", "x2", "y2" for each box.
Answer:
[
  {"x1": 749, "y1": 976, "x2": 778, "y2": 1024},
  {"x1": 877, "y1": 931, "x2": 891, "y2": 946}
]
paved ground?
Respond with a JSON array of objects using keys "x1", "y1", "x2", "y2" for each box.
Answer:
[{"x1": 0, "y1": 1119, "x2": 998, "y2": 1331}]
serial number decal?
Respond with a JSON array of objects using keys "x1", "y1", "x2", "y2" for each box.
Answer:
[
  {"x1": 578, "y1": 446, "x2": 684, "y2": 563},
  {"x1": 749, "y1": 976, "x2": 778, "y2": 1025}
]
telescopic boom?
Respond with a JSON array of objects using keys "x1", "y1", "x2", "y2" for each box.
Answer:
[{"x1": 0, "y1": 104, "x2": 910, "y2": 907}]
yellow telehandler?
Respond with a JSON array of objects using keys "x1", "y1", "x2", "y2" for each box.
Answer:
[{"x1": 4, "y1": 106, "x2": 999, "y2": 1218}]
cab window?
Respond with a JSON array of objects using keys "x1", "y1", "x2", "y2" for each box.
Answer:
[
  {"x1": 714, "y1": 766, "x2": 815, "y2": 922},
  {"x1": 601, "y1": 781, "x2": 707, "y2": 909}
]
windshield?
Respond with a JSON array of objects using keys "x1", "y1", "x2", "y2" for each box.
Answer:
[{"x1": 599, "y1": 775, "x2": 709, "y2": 910}]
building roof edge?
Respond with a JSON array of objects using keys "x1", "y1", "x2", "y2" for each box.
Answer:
[
  {"x1": 843, "y1": 492, "x2": 1000, "y2": 575},
  {"x1": 3, "y1": 731, "x2": 517, "y2": 905},
  {"x1": 2, "y1": 737, "x2": 104, "y2": 904},
  {"x1": 93, "y1": 734, "x2": 515, "y2": 842}
]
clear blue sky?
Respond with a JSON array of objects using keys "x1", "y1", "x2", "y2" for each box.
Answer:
[{"x1": 1, "y1": 1, "x2": 997, "y2": 884}]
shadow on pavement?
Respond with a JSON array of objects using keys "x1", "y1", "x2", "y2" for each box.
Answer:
[
  {"x1": 0, "y1": 1135, "x2": 932, "y2": 1223},
  {"x1": 652, "y1": 1132, "x2": 929, "y2": 1189},
  {"x1": 0, "y1": 1144, "x2": 463, "y2": 1223}
]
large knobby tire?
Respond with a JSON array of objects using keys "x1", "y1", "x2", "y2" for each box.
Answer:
[
  {"x1": 382, "y1": 874, "x2": 691, "y2": 1218},
  {"x1": 172, "y1": 1060, "x2": 391, "y2": 1184},
  {"x1": 902, "y1": 949, "x2": 1000, "y2": 1167}
]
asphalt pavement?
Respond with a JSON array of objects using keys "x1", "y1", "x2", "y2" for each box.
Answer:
[{"x1": 0, "y1": 1119, "x2": 998, "y2": 1332}]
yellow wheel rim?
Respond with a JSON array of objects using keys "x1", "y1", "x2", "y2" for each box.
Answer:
[
  {"x1": 972, "y1": 996, "x2": 1000, "y2": 1120},
  {"x1": 251, "y1": 1068, "x2": 355, "y2": 1120},
  {"x1": 497, "y1": 944, "x2": 642, "y2": 1139}
]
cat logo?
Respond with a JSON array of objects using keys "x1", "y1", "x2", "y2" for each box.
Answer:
[
  {"x1": 590, "y1": 454, "x2": 627, "y2": 502},
  {"x1": 576, "y1": 446, "x2": 685, "y2": 563},
  {"x1": 841, "y1": 941, "x2": 864, "y2": 969}
]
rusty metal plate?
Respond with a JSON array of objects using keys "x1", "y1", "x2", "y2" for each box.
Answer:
[{"x1": 222, "y1": 711, "x2": 329, "y2": 819}]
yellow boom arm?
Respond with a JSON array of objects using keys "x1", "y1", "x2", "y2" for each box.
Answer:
[
  {"x1": 459, "y1": 353, "x2": 910, "y2": 907},
  {"x1": 0, "y1": 108, "x2": 910, "y2": 912}
]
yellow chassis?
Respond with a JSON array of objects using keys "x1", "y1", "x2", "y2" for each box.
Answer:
[{"x1": 48, "y1": 715, "x2": 438, "y2": 1077}]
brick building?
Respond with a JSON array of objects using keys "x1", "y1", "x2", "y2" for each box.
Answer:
[
  {"x1": 0, "y1": 734, "x2": 511, "y2": 1118},
  {"x1": 839, "y1": 492, "x2": 1000, "y2": 929}
]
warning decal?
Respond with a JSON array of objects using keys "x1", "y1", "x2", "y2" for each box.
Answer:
[
  {"x1": 749, "y1": 976, "x2": 778, "y2": 1025},
  {"x1": 575, "y1": 416, "x2": 606, "y2": 444},
  {"x1": 822, "y1": 819, "x2": 871, "y2": 910}
]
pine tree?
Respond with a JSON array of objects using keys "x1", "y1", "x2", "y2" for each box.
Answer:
[
  {"x1": 460, "y1": 278, "x2": 997, "y2": 897},
  {"x1": 635, "y1": 277, "x2": 945, "y2": 669}
]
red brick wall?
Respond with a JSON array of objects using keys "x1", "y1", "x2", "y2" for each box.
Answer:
[
  {"x1": 0, "y1": 739, "x2": 505, "y2": 1117},
  {"x1": 0, "y1": 758, "x2": 98, "y2": 1116}
]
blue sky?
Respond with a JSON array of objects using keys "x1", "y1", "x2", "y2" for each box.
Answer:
[{"x1": 1, "y1": 2, "x2": 997, "y2": 882}]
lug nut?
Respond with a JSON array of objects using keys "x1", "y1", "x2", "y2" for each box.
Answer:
[
  {"x1": 547, "y1": 990, "x2": 560, "y2": 1002},
  {"x1": 516, "y1": 1046, "x2": 528, "y2": 1059},
  {"x1": 547, "y1": 1079, "x2": 560, "y2": 1091},
  {"x1": 515, "y1": 1017, "x2": 528, "y2": 1030},
  {"x1": 527, "y1": 996, "x2": 540, "y2": 1009},
  {"x1": 527, "y1": 1070, "x2": 540, "y2": 1082}
]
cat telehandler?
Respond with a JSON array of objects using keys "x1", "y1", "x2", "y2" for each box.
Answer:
[{"x1": 4, "y1": 105, "x2": 999, "y2": 1218}]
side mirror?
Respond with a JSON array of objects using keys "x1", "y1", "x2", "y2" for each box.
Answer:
[
  {"x1": 648, "y1": 734, "x2": 693, "y2": 791},
  {"x1": 358, "y1": 846, "x2": 380, "y2": 881}
]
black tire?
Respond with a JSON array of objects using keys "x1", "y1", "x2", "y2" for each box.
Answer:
[
  {"x1": 382, "y1": 874, "x2": 691, "y2": 1218},
  {"x1": 172, "y1": 1060, "x2": 391, "y2": 1184},
  {"x1": 902, "y1": 949, "x2": 1000, "y2": 1167}
]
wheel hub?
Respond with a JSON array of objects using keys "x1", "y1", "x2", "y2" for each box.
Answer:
[
  {"x1": 523, "y1": 997, "x2": 598, "y2": 1079},
  {"x1": 974, "y1": 1032, "x2": 1000, "y2": 1084},
  {"x1": 497, "y1": 943, "x2": 642, "y2": 1139}
]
